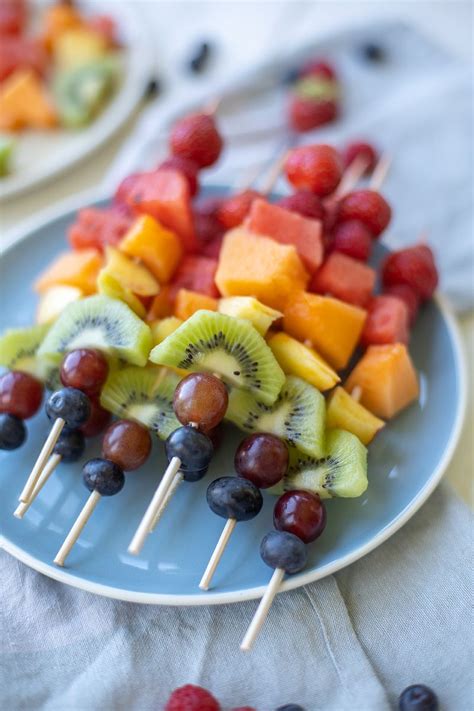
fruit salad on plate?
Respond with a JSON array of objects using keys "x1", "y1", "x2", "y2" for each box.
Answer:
[{"x1": 0, "y1": 0, "x2": 123, "y2": 176}]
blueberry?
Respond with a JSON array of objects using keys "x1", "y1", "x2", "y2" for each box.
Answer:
[
  {"x1": 361, "y1": 42, "x2": 386, "y2": 63},
  {"x1": 83, "y1": 458, "x2": 125, "y2": 496},
  {"x1": 260, "y1": 530, "x2": 307, "y2": 574},
  {"x1": 144, "y1": 77, "x2": 162, "y2": 100},
  {"x1": 53, "y1": 429, "x2": 85, "y2": 463},
  {"x1": 207, "y1": 476, "x2": 263, "y2": 521},
  {"x1": 276, "y1": 705, "x2": 306, "y2": 711},
  {"x1": 165, "y1": 426, "x2": 213, "y2": 481},
  {"x1": 0, "y1": 413, "x2": 26, "y2": 450},
  {"x1": 187, "y1": 41, "x2": 212, "y2": 74},
  {"x1": 399, "y1": 685, "x2": 438, "y2": 711},
  {"x1": 46, "y1": 388, "x2": 91, "y2": 429}
]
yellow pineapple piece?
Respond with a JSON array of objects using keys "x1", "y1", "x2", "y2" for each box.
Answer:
[
  {"x1": 218, "y1": 296, "x2": 282, "y2": 335},
  {"x1": 326, "y1": 386, "x2": 385, "y2": 445},
  {"x1": 150, "y1": 317, "x2": 183, "y2": 346},
  {"x1": 268, "y1": 332, "x2": 340, "y2": 392},
  {"x1": 36, "y1": 285, "x2": 83, "y2": 324},
  {"x1": 53, "y1": 28, "x2": 107, "y2": 69},
  {"x1": 97, "y1": 271, "x2": 146, "y2": 319},
  {"x1": 103, "y1": 247, "x2": 159, "y2": 297}
]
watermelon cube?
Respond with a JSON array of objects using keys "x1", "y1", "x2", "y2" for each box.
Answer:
[
  {"x1": 119, "y1": 168, "x2": 198, "y2": 253},
  {"x1": 310, "y1": 252, "x2": 376, "y2": 307},
  {"x1": 169, "y1": 255, "x2": 219, "y2": 301},
  {"x1": 68, "y1": 207, "x2": 133, "y2": 252},
  {"x1": 361, "y1": 295, "x2": 409, "y2": 346},
  {"x1": 246, "y1": 198, "x2": 324, "y2": 273}
]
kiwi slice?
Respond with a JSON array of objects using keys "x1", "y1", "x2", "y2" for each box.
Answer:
[
  {"x1": 150, "y1": 310, "x2": 285, "y2": 406},
  {"x1": 100, "y1": 366, "x2": 180, "y2": 440},
  {"x1": 54, "y1": 58, "x2": 119, "y2": 128},
  {"x1": 0, "y1": 323, "x2": 60, "y2": 383},
  {"x1": 37, "y1": 295, "x2": 152, "y2": 366},
  {"x1": 226, "y1": 375, "x2": 326, "y2": 458},
  {"x1": 284, "y1": 429, "x2": 368, "y2": 499}
]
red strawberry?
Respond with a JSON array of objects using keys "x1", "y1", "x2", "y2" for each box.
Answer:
[
  {"x1": 382, "y1": 245, "x2": 438, "y2": 301},
  {"x1": 342, "y1": 141, "x2": 378, "y2": 175},
  {"x1": 165, "y1": 685, "x2": 221, "y2": 711},
  {"x1": 170, "y1": 113, "x2": 223, "y2": 168},
  {"x1": 276, "y1": 191, "x2": 325, "y2": 220},
  {"x1": 337, "y1": 190, "x2": 391, "y2": 237},
  {"x1": 217, "y1": 189, "x2": 262, "y2": 228},
  {"x1": 332, "y1": 219, "x2": 373, "y2": 261},
  {"x1": 300, "y1": 58, "x2": 337, "y2": 80},
  {"x1": 384, "y1": 283, "x2": 420, "y2": 325},
  {"x1": 158, "y1": 156, "x2": 199, "y2": 197},
  {"x1": 285, "y1": 145, "x2": 342, "y2": 197},
  {"x1": 288, "y1": 96, "x2": 338, "y2": 133}
]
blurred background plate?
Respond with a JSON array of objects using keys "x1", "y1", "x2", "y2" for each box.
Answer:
[
  {"x1": 0, "y1": 190, "x2": 467, "y2": 605},
  {"x1": 0, "y1": 1, "x2": 152, "y2": 201}
]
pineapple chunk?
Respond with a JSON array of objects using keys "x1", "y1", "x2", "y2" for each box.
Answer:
[
  {"x1": 53, "y1": 28, "x2": 108, "y2": 69},
  {"x1": 36, "y1": 285, "x2": 83, "y2": 324},
  {"x1": 150, "y1": 317, "x2": 183, "y2": 346},
  {"x1": 268, "y1": 332, "x2": 340, "y2": 392},
  {"x1": 103, "y1": 247, "x2": 159, "y2": 297},
  {"x1": 97, "y1": 271, "x2": 146, "y2": 318},
  {"x1": 218, "y1": 296, "x2": 282, "y2": 335},
  {"x1": 326, "y1": 386, "x2": 385, "y2": 445}
]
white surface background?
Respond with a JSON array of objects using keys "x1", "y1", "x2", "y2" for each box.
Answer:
[{"x1": 0, "y1": 0, "x2": 472, "y2": 504}]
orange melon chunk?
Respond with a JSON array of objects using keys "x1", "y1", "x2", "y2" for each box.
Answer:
[
  {"x1": 284, "y1": 291, "x2": 366, "y2": 370},
  {"x1": 215, "y1": 228, "x2": 309, "y2": 311},
  {"x1": 0, "y1": 69, "x2": 57, "y2": 131},
  {"x1": 147, "y1": 286, "x2": 173, "y2": 321},
  {"x1": 174, "y1": 289, "x2": 218, "y2": 321},
  {"x1": 119, "y1": 215, "x2": 182, "y2": 284},
  {"x1": 345, "y1": 343, "x2": 419, "y2": 419},
  {"x1": 35, "y1": 249, "x2": 102, "y2": 295}
]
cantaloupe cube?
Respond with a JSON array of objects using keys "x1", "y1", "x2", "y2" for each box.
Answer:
[
  {"x1": 174, "y1": 289, "x2": 218, "y2": 321},
  {"x1": 119, "y1": 215, "x2": 182, "y2": 284},
  {"x1": 268, "y1": 332, "x2": 340, "y2": 391},
  {"x1": 284, "y1": 291, "x2": 367, "y2": 370},
  {"x1": 41, "y1": 4, "x2": 84, "y2": 51},
  {"x1": 35, "y1": 249, "x2": 102, "y2": 295},
  {"x1": 326, "y1": 386, "x2": 385, "y2": 445},
  {"x1": 147, "y1": 286, "x2": 172, "y2": 321},
  {"x1": 0, "y1": 69, "x2": 57, "y2": 131},
  {"x1": 345, "y1": 343, "x2": 419, "y2": 419},
  {"x1": 215, "y1": 228, "x2": 309, "y2": 311}
]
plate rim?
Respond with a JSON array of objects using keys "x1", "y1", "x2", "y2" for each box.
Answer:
[{"x1": 0, "y1": 191, "x2": 468, "y2": 606}]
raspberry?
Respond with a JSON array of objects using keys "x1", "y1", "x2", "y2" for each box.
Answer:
[
  {"x1": 158, "y1": 156, "x2": 199, "y2": 197},
  {"x1": 337, "y1": 190, "x2": 391, "y2": 237},
  {"x1": 288, "y1": 96, "x2": 338, "y2": 132},
  {"x1": 276, "y1": 191, "x2": 324, "y2": 220},
  {"x1": 300, "y1": 59, "x2": 337, "y2": 80},
  {"x1": 332, "y1": 220, "x2": 373, "y2": 261},
  {"x1": 384, "y1": 283, "x2": 420, "y2": 325},
  {"x1": 382, "y1": 245, "x2": 438, "y2": 301},
  {"x1": 285, "y1": 145, "x2": 342, "y2": 197},
  {"x1": 342, "y1": 141, "x2": 378, "y2": 175},
  {"x1": 217, "y1": 189, "x2": 262, "y2": 228},
  {"x1": 165, "y1": 684, "x2": 221, "y2": 711},
  {"x1": 170, "y1": 113, "x2": 223, "y2": 168}
]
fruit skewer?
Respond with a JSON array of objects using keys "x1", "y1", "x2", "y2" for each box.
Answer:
[{"x1": 0, "y1": 371, "x2": 44, "y2": 452}]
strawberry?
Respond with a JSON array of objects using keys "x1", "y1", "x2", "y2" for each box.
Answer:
[
  {"x1": 158, "y1": 156, "x2": 199, "y2": 197},
  {"x1": 337, "y1": 190, "x2": 391, "y2": 237},
  {"x1": 288, "y1": 95, "x2": 338, "y2": 132},
  {"x1": 285, "y1": 145, "x2": 342, "y2": 197},
  {"x1": 217, "y1": 189, "x2": 262, "y2": 228},
  {"x1": 382, "y1": 245, "x2": 438, "y2": 301},
  {"x1": 165, "y1": 685, "x2": 221, "y2": 711},
  {"x1": 170, "y1": 112, "x2": 223, "y2": 168},
  {"x1": 332, "y1": 219, "x2": 373, "y2": 261},
  {"x1": 276, "y1": 191, "x2": 324, "y2": 220},
  {"x1": 342, "y1": 141, "x2": 378, "y2": 174},
  {"x1": 300, "y1": 58, "x2": 337, "y2": 80}
]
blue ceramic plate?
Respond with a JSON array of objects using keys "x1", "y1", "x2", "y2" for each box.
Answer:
[{"x1": 0, "y1": 190, "x2": 467, "y2": 605}]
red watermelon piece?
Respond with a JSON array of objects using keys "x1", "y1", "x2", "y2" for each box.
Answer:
[
  {"x1": 120, "y1": 168, "x2": 198, "y2": 253},
  {"x1": 246, "y1": 198, "x2": 323, "y2": 273},
  {"x1": 68, "y1": 207, "x2": 133, "y2": 252},
  {"x1": 169, "y1": 255, "x2": 219, "y2": 301},
  {"x1": 361, "y1": 295, "x2": 410, "y2": 346},
  {"x1": 310, "y1": 252, "x2": 376, "y2": 307}
]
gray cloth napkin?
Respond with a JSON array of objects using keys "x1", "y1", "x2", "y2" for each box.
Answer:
[
  {"x1": 106, "y1": 20, "x2": 474, "y2": 312},
  {"x1": 1, "y1": 483, "x2": 472, "y2": 710}
]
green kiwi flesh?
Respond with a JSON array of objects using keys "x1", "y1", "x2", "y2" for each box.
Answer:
[
  {"x1": 100, "y1": 366, "x2": 180, "y2": 440},
  {"x1": 0, "y1": 323, "x2": 60, "y2": 385},
  {"x1": 284, "y1": 428, "x2": 368, "y2": 499},
  {"x1": 38, "y1": 295, "x2": 152, "y2": 366},
  {"x1": 226, "y1": 375, "x2": 326, "y2": 458},
  {"x1": 54, "y1": 58, "x2": 119, "y2": 128},
  {"x1": 149, "y1": 310, "x2": 285, "y2": 406}
]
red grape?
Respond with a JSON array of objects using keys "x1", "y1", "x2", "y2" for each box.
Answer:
[
  {"x1": 217, "y1": 190, "x2": 262, "y2": 228},
  {"x1": 173, "y1": 373, "x2": 228, "y2": 433},
  {"x1": 332, "y1": 219, "x2": 373, "y2": 261},
  {"x1": 284, "y1": 145, "x2": 343, "y2": 197},
  {"x1": 60, "y1": 349, "x2": 109, "y2": 396},
  {"x1": 0, "y1": 371, "x2": 43, "y2": 420},
  {"x1": 337, "y1": 189, "x2": 391, "y2": 237},
  {"x1": 342, "y1": 141, "x2": 378, "y2": 174},
  {"x1": 80, "y1": 398, "x2": 112, "y2": 437},
  {"x1": 274, "y1": 490, "x2": 326, "y2": 543},
  {"x1": 170, "y1": 113, "x2": 223, "y2": 169},
  {"x1": 234, "y1": 433, "x2": 288, "y2": 489},
  {"x1": 102, "y1": 419, "x2": 152, "y2": 471},
  {"x1": 276, "y1": 191, "x2": 325, "y2": 220}
]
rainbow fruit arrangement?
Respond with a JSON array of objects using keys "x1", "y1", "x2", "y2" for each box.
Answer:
[
  {"x1": 0, "y1": 108, "x2": 439, "y2": 648},
  {"x1": 0, "y1": 0, "x2": 122, "y2": 175}
]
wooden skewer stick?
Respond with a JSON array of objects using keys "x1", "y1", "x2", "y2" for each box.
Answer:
[
  {"x1": 259, "y1": 151, "x2": 288, "y2": 196},
  {"x1": 148, "y1": 471, "x2": 183, "y2": 532},
  {"x1": 350, "y1": 385, "x2": 362, "y2": 403},
  {"x1": 333, "y1": 154, "x2": 371, "y2": 199},
  {"x1": 14, "y1": 453, "x2": 62, "y2": 519},
  {"x1": 54, "y1": 490, "x2": 102, "y2": 567},
  {"x1": 19, "y1": 418, "x2": 65, "y2": 503},
  {"x1": 128, "y1": 456, "x2": 181, "y2": 555},
  {"x1": 240, "y1": 567, "x2": 285, "y2": 652},
  {"x1": 203, "y1": 96, "x2": 221, "y2": 116},
  {"x1": 199, "y1": 518, "x2": 237, "y2": 591},
  {"x1": 369, "y1": 153, "x2": 392, "y2": 191}
]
